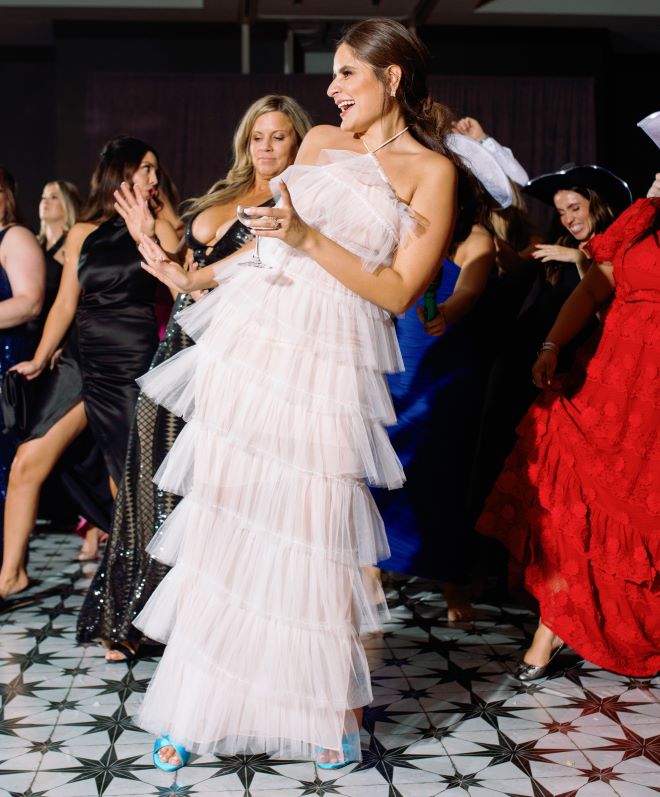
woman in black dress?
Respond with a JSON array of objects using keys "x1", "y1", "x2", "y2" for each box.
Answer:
[
  {"x1": 0, "y1": 137, "x2": 179, "y2": 599},
  {"x1": 36, "y1": 180, "x2": 81, "y2": 325},
  {"x1": 76, "y1": 95, "x2": 313, "y2": 662}
]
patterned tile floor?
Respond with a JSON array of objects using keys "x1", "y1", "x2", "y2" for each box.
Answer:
[{"x1": 0, "y1": 532, "x2": 658, "y2": 797}]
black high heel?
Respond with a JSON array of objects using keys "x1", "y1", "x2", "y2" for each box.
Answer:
[{"x1": 515, "y1": 642, "x2": 566, "y2": 681}]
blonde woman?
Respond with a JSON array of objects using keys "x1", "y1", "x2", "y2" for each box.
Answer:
[
  {"x1": 33, "y1": 181, "x2": 82, "y2": 345},
  {"x1": 77, "y1": 95, "x2": 313, "y2": 663}
]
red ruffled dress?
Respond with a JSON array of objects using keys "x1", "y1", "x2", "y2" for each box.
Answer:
[{"x1": 477, "y1": 199, "x2": 660, "y2": 677}]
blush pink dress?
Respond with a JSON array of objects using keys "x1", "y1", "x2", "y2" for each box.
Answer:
[{"x1": 132, "y1": 150, "x2": 415, "y2": 760}]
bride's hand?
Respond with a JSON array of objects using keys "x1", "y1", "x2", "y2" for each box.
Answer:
[
  {"x1": 240, "y1": 181, "x2": 310, "y2": 250},
  {"x1": 138, "y1": 234, "x2": 192, "y2": 293},
  {"x1": 114, "y1": 181, "x2": 156, "y2": 242}
]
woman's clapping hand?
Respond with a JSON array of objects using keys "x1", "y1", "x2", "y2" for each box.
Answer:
[
  {"x1": 114, "y1": 182, "x2": 156, "y2": 242},
  {"x1": 138, "y1": 234, "x2": 192, "y2": 293}
]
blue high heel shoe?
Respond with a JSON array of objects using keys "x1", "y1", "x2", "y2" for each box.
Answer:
[
  {"x1": 153, "y1": 735, "x2": 190, "y2": 771},
  {"x1": 316, "y1": 733, "x2": 360, "y2": 770}
]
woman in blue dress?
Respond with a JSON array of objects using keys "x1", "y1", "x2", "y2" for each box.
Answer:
[
  {"x1": 0, "y1": 167, "x2": 46, "y2": 571},
  {"x1": 373, "y1": 133, "x2": 512, "y2": 620}
]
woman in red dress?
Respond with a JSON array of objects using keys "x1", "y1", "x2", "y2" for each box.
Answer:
[{"x1": 477, "y1": 196, "x2": 660, "y2": 678}]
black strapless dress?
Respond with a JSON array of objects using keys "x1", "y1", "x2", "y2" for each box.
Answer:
[
  {"x1": 77, "y1": 211, "x2": 260, "y2": 645},
  {"x1": 76, "y1": 216, "x2": 159, "y2": 485}
]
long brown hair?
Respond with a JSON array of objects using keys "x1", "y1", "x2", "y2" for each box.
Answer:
[
  {"x1": 182, "y1": 95, "x2": 313, "y2": 220},
  {"x1": 79, "y1": 136, "x2": 161, "y2": 224},
  {"x1": 0, "y1": 167, "x2": 23, "y2": 226},
  {"x1": 546, "y1": 186, "x2": 615, "y2": 284},
  {"x1": 554, "y1": 186, "x2": 614, "y2": 247}
]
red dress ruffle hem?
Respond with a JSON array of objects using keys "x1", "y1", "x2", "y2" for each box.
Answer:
[{"x1": 477, "y1": 198, "x2": 660, "y2": 677}]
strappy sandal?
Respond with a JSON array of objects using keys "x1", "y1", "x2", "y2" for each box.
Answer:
[
  {"x1": 105, "y1": 642, "x2": 138, "y2": 664},
  {"x1": 153, "y1": 735, "x2": 190, "y2": 771},
  {"x1": 316, "y1": 732, "x2": 360, "y2": 770}
]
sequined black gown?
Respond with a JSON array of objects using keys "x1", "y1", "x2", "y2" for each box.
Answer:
[{"x1": 77, "y1": 214, "x2": 257, "y2": 645}]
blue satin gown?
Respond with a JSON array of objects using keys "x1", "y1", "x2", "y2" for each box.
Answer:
[{"x1": 374, "y1": 258, "x2": 485, "y2": 583}]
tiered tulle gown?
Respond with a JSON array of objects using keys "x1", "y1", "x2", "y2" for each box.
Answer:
[
  {"x1": 133, "y1": 150, "x2": 414, "y2": 760},
  {"x1": 477, "y1": 199, "x2": 660, "y2": 676}
]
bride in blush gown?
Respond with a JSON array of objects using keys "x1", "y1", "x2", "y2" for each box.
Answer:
[{"x1": 133, "y1": 18, "x2": 459, "y2": 768}]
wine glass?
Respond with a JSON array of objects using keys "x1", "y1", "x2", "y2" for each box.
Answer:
[{"x1": 236, "y1": 205, "x2": 270, "y2": 268}]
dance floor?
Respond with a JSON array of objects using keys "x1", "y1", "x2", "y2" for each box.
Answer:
[{"x1": 0, "y1": 532, "x2": 658, "y2": 797}]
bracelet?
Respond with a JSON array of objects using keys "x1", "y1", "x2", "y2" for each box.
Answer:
[
  {"x1": 540, "y1": 341, "x2": 560, "y2": 356},
  {"x1": 478, "y1": 135, "x2": 491, "y2": 145}
]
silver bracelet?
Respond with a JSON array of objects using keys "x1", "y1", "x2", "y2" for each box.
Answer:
[{"x1": 540, "y1": 341, "x2": 560, "y2": 355}]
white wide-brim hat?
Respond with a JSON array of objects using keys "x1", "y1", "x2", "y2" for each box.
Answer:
[
  {"x1": 638, "y1": 111, "x2": 660, "y2": 149},
  {"x1": 445, "y1": 132, "x2": 513, "y2": 209}
]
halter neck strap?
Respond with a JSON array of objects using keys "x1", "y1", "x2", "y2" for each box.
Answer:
[{"x1": 361, "y1": 126, "x2": 409, "y2": 154}]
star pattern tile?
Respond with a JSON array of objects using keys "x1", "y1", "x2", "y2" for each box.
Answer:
[{"x1": 0, "y1": 532, "x2": 658, "y2": 797}]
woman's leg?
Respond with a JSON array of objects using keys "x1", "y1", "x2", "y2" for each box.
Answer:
[
  {"x1": 315, "y1": 707, "x2": 365, "y2": 765},
  {"x1": 76, "y1": 521, "x2": 109, "y2": 561},
  {"x1": 0, "y1": 402, "x2": 87, "y2": 597},
  {"x1": 523, "y1": 620, "x2": 563, "y2": 666},
  {"x1": 102, "y1": 472, "x2": 133, "y2": 662},
  {"x1": 443, "y1": 580, "x2": 475, "y2": 622}
]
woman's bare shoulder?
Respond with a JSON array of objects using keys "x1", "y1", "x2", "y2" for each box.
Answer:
[
  {"x1": 0, "y1": 226, "x2": 42, "y2": 268},
  {"x1": 67, "y1": 222, "x2": 97, "y2": 243},
  {"x1": 65, "y1": 222, "x2": 98, "y2": 254},
  {"x1": 403, "y1": 148, "x2": 456, "y2": 205},
  {"x1": 415, "y1": 147, "x2": 455, "y2": 179},
  {"x1": 0, "y1": 225, "x2": 39, "y2": 248},
  {"x1": 296, "y1": 125, "x2": 358, "y2": 164}
]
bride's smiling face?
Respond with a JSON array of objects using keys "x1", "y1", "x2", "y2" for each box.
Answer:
[{"x1": 327, "y1": 44, "x2": 385, "y2": 133}]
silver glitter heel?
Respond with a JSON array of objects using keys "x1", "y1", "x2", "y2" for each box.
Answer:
[{"x1": 516, "y1": 643, "x2": 566, "y2": 681}]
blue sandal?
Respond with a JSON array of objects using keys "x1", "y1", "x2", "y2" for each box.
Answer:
[
  {"x1": 153, "y1": 735, "x2": 190, "y2": 771},
  {"x1": 316, "y1": 733, "x2": 360, "y2": 770}
]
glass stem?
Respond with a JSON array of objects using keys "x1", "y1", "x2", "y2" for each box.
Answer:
[{"x1": 254, "y1": 234, "x2": 260, "y2": 263}]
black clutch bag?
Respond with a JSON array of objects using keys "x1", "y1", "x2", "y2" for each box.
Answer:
[{"x1": 1, "y1": 370, "x2": 32, "y2": 434}]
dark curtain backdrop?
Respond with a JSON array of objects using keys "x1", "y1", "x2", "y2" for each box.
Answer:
[{"x1": 84, "y1": 73, "x2": 596, "y2": 212}]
